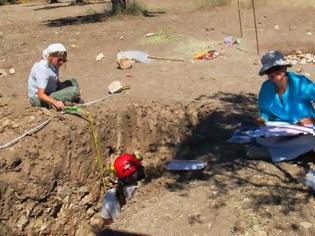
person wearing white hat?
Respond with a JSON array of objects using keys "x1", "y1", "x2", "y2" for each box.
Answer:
[{"x1": 28, "y1": 43, "x2": 81, "y2": 111}]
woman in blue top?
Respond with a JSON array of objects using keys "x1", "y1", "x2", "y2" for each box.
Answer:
[
  {"x1": 247, "y1": 50, "x2": 315, "y2": 162},
  {"x1": 257, "y1": 50, "x2": 315, "y2": 126}
]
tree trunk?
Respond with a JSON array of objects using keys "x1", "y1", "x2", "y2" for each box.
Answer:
[{"x1": 111, "y1": 0, "x2": 127, "y2": 13}]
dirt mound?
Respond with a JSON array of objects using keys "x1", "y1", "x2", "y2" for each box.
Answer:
[{"x1": 0, "y1": 100, "x2": 241, "y2": 235}]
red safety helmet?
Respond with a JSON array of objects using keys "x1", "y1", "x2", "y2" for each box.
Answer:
[{"x1": 112, "y1": 153, "x2": 143, "y2": 180}]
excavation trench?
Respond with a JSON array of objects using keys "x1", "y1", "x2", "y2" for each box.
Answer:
[{"x1": 0, "y1": 99, "x2": 255, "y2": 235}]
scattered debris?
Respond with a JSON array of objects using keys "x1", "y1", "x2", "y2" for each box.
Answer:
[
  {"x1": 224, "y1": 35, "x2": 234, "y2": 46},
  {"x1": 0, "y1": 69, "x2": 8, "y2": 77},
  {"x1": 166, "y1": 160, "x2": 207, "y2": 171},
  {"x1": 96, "y1": 53, "x2": 105, "y2": 61},
  {"x1": 126, "y1": 74, "x2": 133, "y2": 79},
  {"x1": 285, "y1": 51, "x2": 315, "y2": 65},
  {"x1": 193, "y1": 50, "x2": 219, "y2": 60},
  {"x1": 145, "y1": 33, "x2": 155, "y2": 37},
  {"x1": 223, "y1": 36, "x2": 242, "y2": 47},
  {"x1": 117, "y1": 58, "x2": 135, "y2": 70},
  {"x1": 8, "y1": 68, "x2": 15, "y2": 74},
  {"x1": 117, "y1": 50, "x2": 184, "y2": 65}
]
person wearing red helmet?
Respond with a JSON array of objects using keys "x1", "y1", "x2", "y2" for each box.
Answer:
[{"x1": 101, "y1": 152, "x2": 145, "y2": 224}]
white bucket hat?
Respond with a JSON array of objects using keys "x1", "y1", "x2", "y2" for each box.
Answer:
[
  {"x1": 42, "y1": 43, "x2": 67, "y2": 60},
  {"x1": 259, "y1": 50, "x2": 292, "y2": 76}
]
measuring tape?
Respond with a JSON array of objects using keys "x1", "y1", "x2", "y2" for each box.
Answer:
[{"x1": 64, "y1": 106, "x2": 108, "y2": 193}]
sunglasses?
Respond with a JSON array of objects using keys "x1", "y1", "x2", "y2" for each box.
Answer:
[
  {"x1": 57, "y1": 57, "x2": 67, "y2": 63},
  {"x1": 265, "y1": 66, "x2": 286, "y2": 75}
]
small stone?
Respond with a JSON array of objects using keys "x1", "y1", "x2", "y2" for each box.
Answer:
[
  {"x1": 86, "y1": 207, "x2": 95, "y2": 217},
  {"x1": 145, "y1": 33, "x2": 155, "y2": 37},
  {"x1": 71, "y1": 44, "x2": 77, "y2": 48},
  {"x1": 8, "y1": 68, "x2": 15, "y2": 74},
  {"x1": 96, "y1": 53, "x2": 104, "y2": 61},
  {"x1": 299, "y1": 221, "x2": 313, "y2": 229},
  {"x1": 16, "y1": 215, "x2": 29, "y2": 230},
  {"x1": 307, "y1": 31, "x2": 313, "y2": 35},
  {"x1": 119, "y1": 35, "x2": 124, "y2": 40},
  {"x1": 80, "y1": 194, "x2": 93, "y2": 206},
  {"x1": 274, "y1": 24, "x2": 280, "y2": 30}
]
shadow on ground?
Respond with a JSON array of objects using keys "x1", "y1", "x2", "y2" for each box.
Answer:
[
  {"x1": 96, "y1": 228, "x2": 147, "y2": 236},
  {"x1": 144, "y1": 91, "x2": 314, "y2": 214},
  {"x1": 34, "y1": 1, "x2": 107, "y2": 11},
  {"x1": 43, "y1": 6, "x2": 165, "y2": 27}
]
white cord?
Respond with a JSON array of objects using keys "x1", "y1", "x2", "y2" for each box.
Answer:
[
  {"x1": 0, "y1": 93, "x2": 119, "y2": 149},
  {"x1": 78, "y1": 94, "x2": 115, "y2": 107},
  {"x1": 0, "y1": 117, "x2": 53, "y2": 149}
]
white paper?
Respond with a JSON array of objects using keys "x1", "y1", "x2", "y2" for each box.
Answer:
[{"x1": 166, "y1": 160, "x2": 207, "y2": 171}]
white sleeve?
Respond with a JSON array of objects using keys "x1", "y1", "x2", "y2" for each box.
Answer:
[
  {"x1": 34, "y1": 65, "x2": 49, "y2": 89},
  {"x1": 101, "y1": 204, "x2": 111, "y2": 219},
  {"x1": 101, "y1": 189, "x2": 120, "y2": 220}
]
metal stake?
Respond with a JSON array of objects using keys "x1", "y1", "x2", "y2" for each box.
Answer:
[
  {"x1": 237, "y1": 0, "x2": 243, "y2": 38},
  {"x1": 252, "y1": 0, "x2": 260, "y2": 55}
]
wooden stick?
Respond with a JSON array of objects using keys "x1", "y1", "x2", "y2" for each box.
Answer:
[
  {"x1": 237, "y1": 0, "x2": 243, "y2": 38},
  {"x1": 148, "y1": 55, "x2": 185, "y2": 62},
  {"x1": 251, "y1": 0, "x2": 260, "y2": 55}
]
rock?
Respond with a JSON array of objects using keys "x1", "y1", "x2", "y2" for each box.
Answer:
[
  {"x1": 8, "y1": 68, "x2": 15, "y2": 74},
  {"x1": 80, "y1": 194, "x2": 93, "y2": 206},
  {"x1": 119, "y1": 35, "x2": 124, "y2": 40},
  {"x1": 16, "y1": 215, "x2": 29, "y2": 230},
  {"x1": 274, "y1": 24, "x2": 280, "y2": 30},
  {"x1": 78, "y1": 186, "x2": 89, "y2": 194},
  {"x1": 307, "y1": 31, "x2": 313, "y2": 35},
  {"x1": 96, "y1": 53, "x2": 104, "y2": 61},
  {"x1": 86, "y1": 207, "x2": 95, "y2": 217},
  {"x1": 71, "y1": 44, "x2": 77, "y2": 48},
  {"x1": 299, "y1": 221, "x2": 313, "y2": 229},
  {"x1": 145, "y1": 32, "x2": 155, "y2": 37},
  {"x1": 117, "y1": 58, "x2": 134, "y2": 70}
]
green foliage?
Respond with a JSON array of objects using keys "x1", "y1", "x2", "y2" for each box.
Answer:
[{"x1": 0, "y1": 0, "x2": 17, "y2": 5}]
